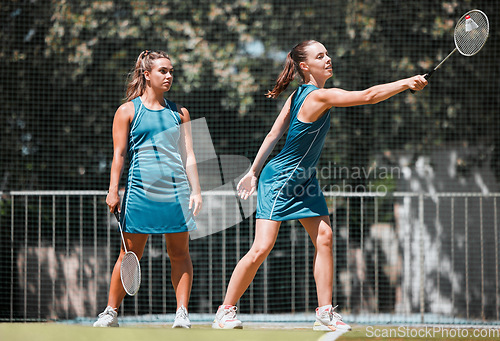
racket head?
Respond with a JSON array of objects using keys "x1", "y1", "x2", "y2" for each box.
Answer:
[
  {"x1": 454, "y1": 9, "x2": 489, "y2": 56},
  {"x1": 120, "y1": 251, "x2": 141, "y2": 296}
]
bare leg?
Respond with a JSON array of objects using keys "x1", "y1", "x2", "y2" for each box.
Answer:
[
  {"x1": 223, "y1": 219, "x2": 281, "y2": 305},
  {"x1": 165, "y1": 232, "x2": 192, "y2": 309},
  {"x1": 107, "y1": 233, "x2": 149, "y2": 309},
  {"x1": 299, "y1": 215, "x2": 333, "y2": 307}
]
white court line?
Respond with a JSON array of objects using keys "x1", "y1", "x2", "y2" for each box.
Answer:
[{"x1": 317, "y1": 330, "x2": 349, "y2": 341}]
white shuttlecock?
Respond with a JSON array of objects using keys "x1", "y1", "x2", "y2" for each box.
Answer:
[{"x1": 465, "y1": 15, "x2": 479, "y2": 32}]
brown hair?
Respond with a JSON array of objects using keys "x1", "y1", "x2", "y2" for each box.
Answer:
[
  {"x1": 266, "y1": 40, "x2": 318, "y2": 99},
  {"x1": 125, "y1": 50, "x2": 171, "y2": 101}
]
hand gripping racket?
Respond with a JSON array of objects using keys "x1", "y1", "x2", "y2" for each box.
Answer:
[
  {"x1": 114, "y1": 209, "x2": 141, "y2": 296},
  {"x1": 411, "y1": 9, "x2": 489, "y2": 93}
]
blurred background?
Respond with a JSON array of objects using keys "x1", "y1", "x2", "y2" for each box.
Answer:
[{"x1": 1, "y1": 0, "x2": 499, "y2": 325}]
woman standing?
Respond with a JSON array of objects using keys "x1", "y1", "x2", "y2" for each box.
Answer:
[
  {"x1": 94, "y1": 50, "x2": 202, "y2": 328},
  {"x1": 213, "y1": 40, "x2": 427, "y2": 331}
]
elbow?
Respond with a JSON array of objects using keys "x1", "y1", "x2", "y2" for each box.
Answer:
[
  {"x1": 266, "y1": 132, "x2": 275, "y2": 141},
  {"x1": 182, "y1": 147, "x2": 198, "y2": 168},
  {"x1": 184, "y1": 153, "x2": 197, "y2": 168},
  {"x1": 363, "y1": 91, "x2": 378, "y2": 105},
  {"x1": 114, "y1": 151, "x2": 126, "y2": 160},
  {"x1": 113, "y1": 153, "x2": 123, "y2": 162},
  {"x1": 265, "y1": 130, "x2": 279, "y2": 141}
]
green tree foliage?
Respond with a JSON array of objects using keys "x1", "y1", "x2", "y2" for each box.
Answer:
[{"x1": 0, "y1": 0, "x2": 499, "y2": 191}]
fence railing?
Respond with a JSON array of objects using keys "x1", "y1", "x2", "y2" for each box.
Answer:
[{"x1": 1, "y1": 190, "x2": 499, "y2": 323}]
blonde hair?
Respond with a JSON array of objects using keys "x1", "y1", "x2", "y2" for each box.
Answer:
[
  {"x1": 125, "y1": 50, "x2": 171, "y2": 101},
  {"x1": 266, "y1": 40, "x2": 318, "y2": 99}
]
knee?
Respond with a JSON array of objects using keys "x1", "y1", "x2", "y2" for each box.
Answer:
[
  {"x1": 317, "y1": 225, "x2": 333, "y2": 249},
  {"x1": 120, "y1": 248, "x2": 144, "y2": 261},
  {"x1": 248, "y1": 244, "x2": 273, "y2": 265},
  {"x1": 167, "y1": 246, "x2": 191, "y2": 263}
]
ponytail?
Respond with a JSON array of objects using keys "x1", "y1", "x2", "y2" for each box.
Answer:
[
  {"x1": 265, "y1": 52, "x2": 296, "y2": 99},
  {"x1": 265, "y1": 40, "x2": 318, "y2": 99},
  {"x1": 125, "y1": 50, "x2": 171, "y2": 102}
]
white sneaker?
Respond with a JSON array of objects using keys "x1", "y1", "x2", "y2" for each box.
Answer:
[
  {"x1": 172, "y1": 305, "x2": 191, "y2": 328},
  {"x1": 212, "y1": 305, "x2": 243, "y2": 329},
  {"x1": 313, "y1": 305, "x2": 351, "y2": 331},
  {"x1": 93, "y1": 306, "x2": 119, "y2": 327}
]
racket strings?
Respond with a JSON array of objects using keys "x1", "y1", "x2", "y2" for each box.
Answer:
[
  {"x1": 454, "y1": 11, "x2": 489, "y2": 56},
  {"x1": 121, "y1": 252, "x2": 141, "y2": 295}
]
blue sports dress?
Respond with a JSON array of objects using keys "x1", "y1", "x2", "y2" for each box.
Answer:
[
  {"x1": 120, "y1": 97, "x2": 196, "y2": 234},
  {"x1": 256, "y1": 84, "x2": 331, "y2": 221}
]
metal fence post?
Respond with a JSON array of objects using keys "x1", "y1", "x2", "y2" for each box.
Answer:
[{"x1": 419, "y1": 193, "x2": 425, "y2": 324}]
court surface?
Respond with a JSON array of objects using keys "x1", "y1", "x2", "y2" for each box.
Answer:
[{"x1": 3, "y1": 323, "x2": 500, "y2": 341}]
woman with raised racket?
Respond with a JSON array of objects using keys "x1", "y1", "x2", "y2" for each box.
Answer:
[
  {"x1": 213, "y1": 40, "x2": 427, "y2": 331},
  {"x1": 94, "y1": 50, "x2": 202, "y2": 328}
]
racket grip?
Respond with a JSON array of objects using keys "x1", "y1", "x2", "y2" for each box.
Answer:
[
  {"x1": 409, "y1": 71, "x2": 434, "y2": 94},
  {"x1": 113, "y1": 208, "x2": 120, "y2": 222},
  {"x1": 424, "y1": 70, "x2": 434, "y2": 80}
]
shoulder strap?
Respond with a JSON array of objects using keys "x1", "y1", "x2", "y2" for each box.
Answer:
[
  {"x1": 164, "y1": 99, "x2": 182, "y2": 125},
  {"x1": 290, "y1": 85, "x2": 318, "y2": 119},
  {"x1": 130, "y1": 97, "x2": 144, "y2": 133}
]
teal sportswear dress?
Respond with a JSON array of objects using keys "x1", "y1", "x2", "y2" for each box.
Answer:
[
  {"x1": 120, "y1": 97, "x2": 196, "y2": 234},
  {"x1": 256, "y1": 84, "x2": 331, "y2": 221}
]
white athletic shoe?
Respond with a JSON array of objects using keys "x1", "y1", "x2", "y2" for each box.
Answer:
[
  {"x1": 172, "y1": 305, "x2": 191, "y2": 328},
  {"x1": 313, "y1": 305, "x2": 351, "y2": 331},
  {"x1": 93, "y1": 306, "x2": 119, "y2": 327},
  {"x1": 212, "y1": 305, "x2": 243, "y2": 329}
]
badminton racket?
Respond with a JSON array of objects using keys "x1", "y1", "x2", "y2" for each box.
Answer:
[
  {"x1": 411, "y1": 9, "x2": 489, "y2": 93},
  {"x1": 114, "y1": 209, "x2": 141, "y2": 296}
]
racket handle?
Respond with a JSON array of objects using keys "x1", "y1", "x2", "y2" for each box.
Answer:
[
  {"x1": 113, "y1": 208, "x2": 120, "y2": 223},
  {"x1": 409, "y1": 70, "x2": 434, "y2": 94},
  {"x1": 424, "y1": 70, "x2": 434, "y2": 80}
]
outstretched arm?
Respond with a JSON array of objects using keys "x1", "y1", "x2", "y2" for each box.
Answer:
[
  {"x1": 237, "y1": 93, "x2": 293, "y2": 200},
  {"x1": 303, "y1": 75, "x2": 428, "y2": 122}
]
